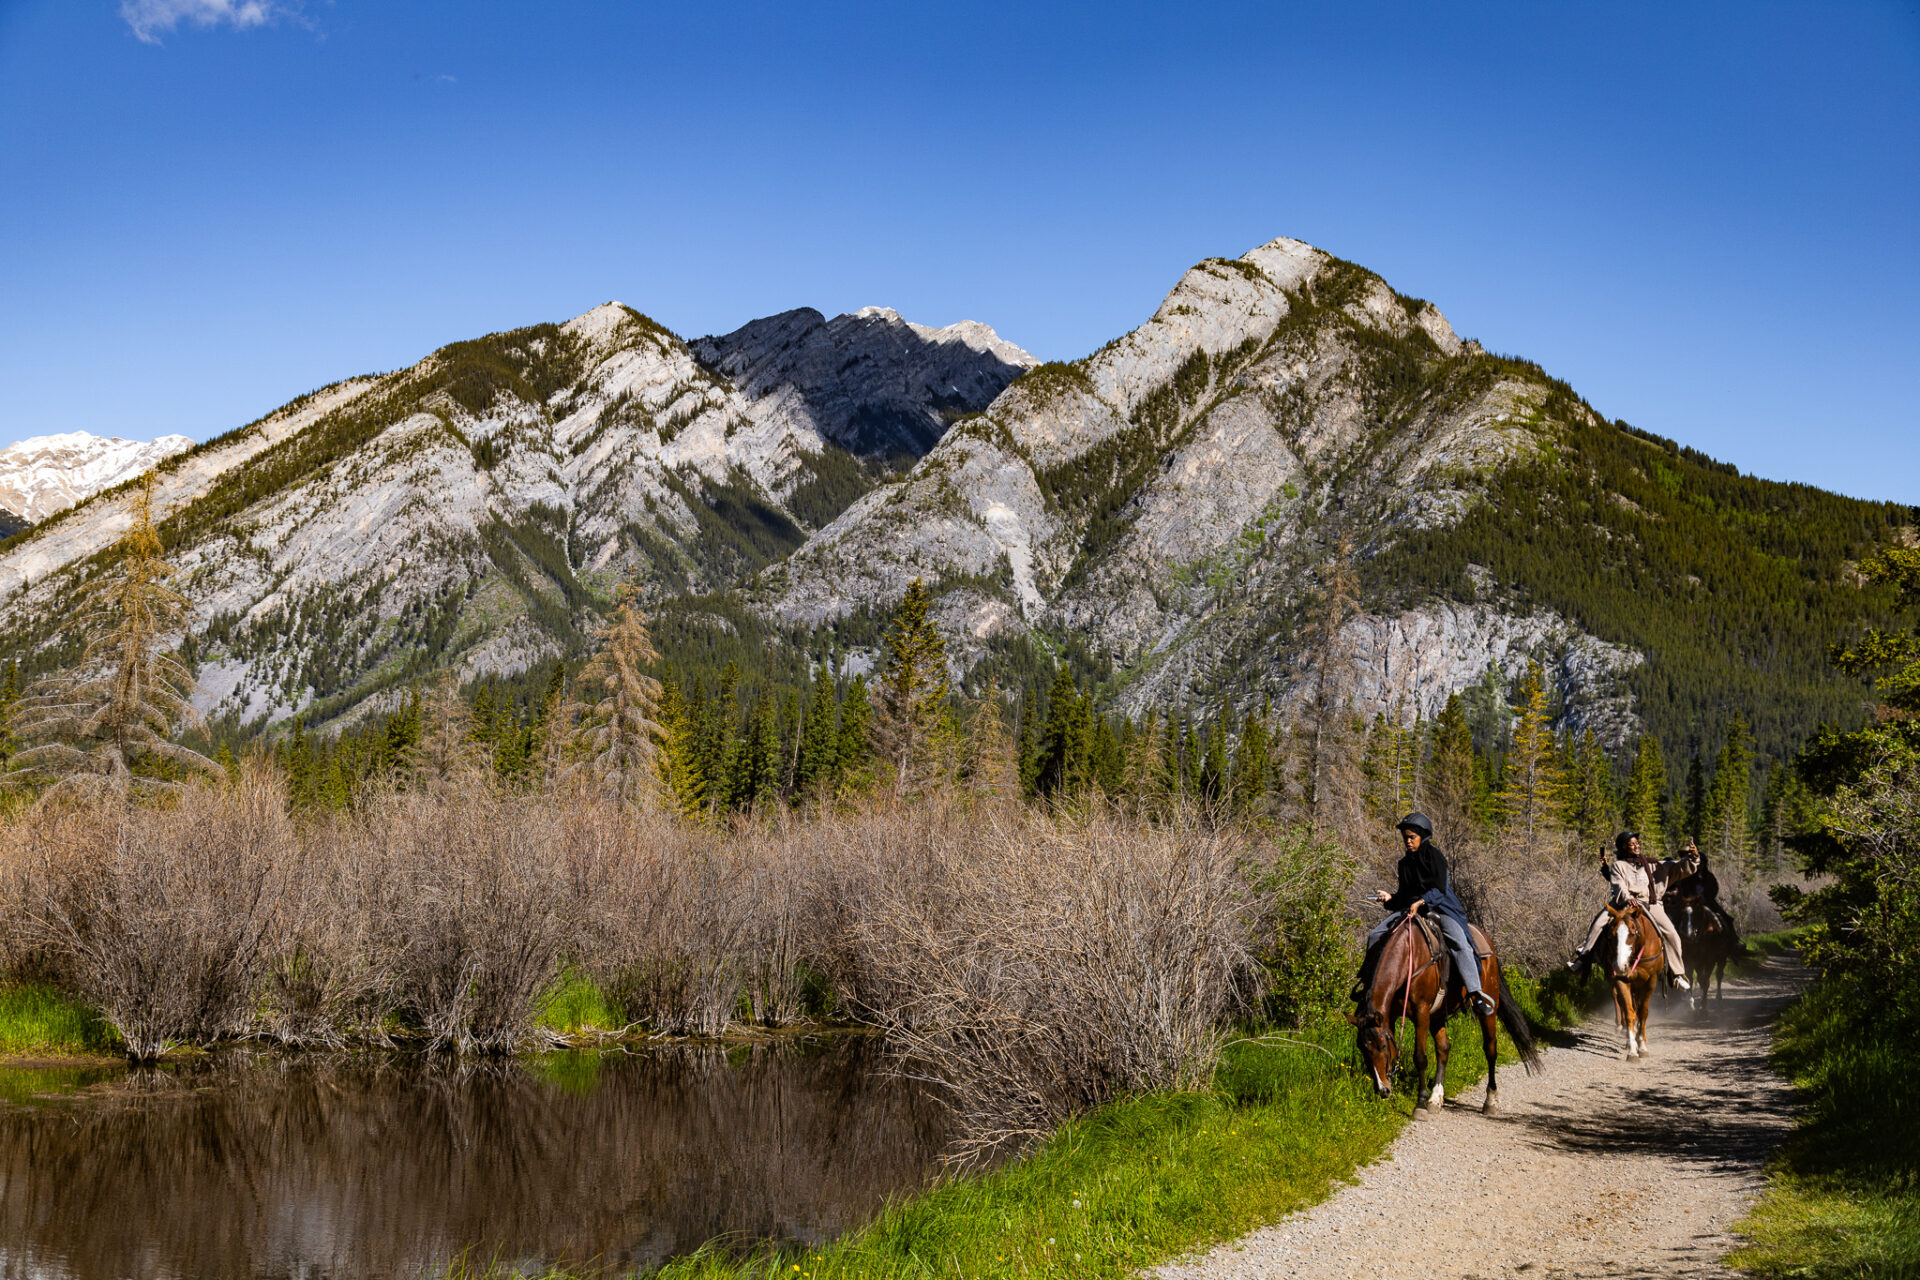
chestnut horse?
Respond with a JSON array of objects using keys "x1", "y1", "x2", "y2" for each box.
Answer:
[
  {"x1": 1597, "y1": 901, "x2": 1664, "y2": 1058},
  {"x1": 1350, "y1": 913, "x2": 1539, "y2": 1116}
]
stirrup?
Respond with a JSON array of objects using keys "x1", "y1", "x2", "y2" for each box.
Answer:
[{"x1": 1471, "y1": 992, "x2": 1496, "y2": 1016}]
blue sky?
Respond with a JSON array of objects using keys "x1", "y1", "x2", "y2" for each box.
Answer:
[{"x1": 1, "y1": 1, "x2": 1915, "y2": 502}]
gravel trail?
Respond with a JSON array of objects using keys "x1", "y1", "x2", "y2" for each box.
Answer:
[{"x1": 1156, "y1": 955, "x2": 1806, "y2": 1280}]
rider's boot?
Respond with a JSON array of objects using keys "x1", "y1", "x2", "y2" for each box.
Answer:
[
  {"x1": 1471, "y1": 991, "x2": 1496, "y2": 1016},
  {"x1": 1673, "y1": 973, "x2": 1692, "y2": 990}
]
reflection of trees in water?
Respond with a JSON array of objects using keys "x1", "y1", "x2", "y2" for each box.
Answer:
[{"x1": 0, "y1": 1037, "x2": 949, "y2": 1278}]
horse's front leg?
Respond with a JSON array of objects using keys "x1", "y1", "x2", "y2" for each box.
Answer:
[
  {"x1": 1480, "y1": 1005, "x2": 1501, "y2": 1115},
  {"x1": 1430, "y1": 1016, "x2": 1451, "y2": 1112},
  {"x1": 1412, "y1": 1005, "x2": 1434, "y2": 1116}
]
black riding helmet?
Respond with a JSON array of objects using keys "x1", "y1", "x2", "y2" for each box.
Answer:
[{"x1": 1396, "y1": 812, "x2": 1433, "y2": 840}]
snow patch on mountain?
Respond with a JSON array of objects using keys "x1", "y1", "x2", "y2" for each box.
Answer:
[{"x1": 0, "y1": 431, "x2": 194, "y2": 522}]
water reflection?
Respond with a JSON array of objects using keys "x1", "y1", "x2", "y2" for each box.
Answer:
[{"x1": 0, "y1": 1036, "x2": 949, "y2": 1279}]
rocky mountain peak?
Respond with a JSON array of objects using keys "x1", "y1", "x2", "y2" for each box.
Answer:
[{"x1": 691, "y1": 306, "x2": 1036, "y2": 461}]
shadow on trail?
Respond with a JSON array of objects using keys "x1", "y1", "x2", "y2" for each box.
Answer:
[{"x1": 1510, "y1": 957, "x2": 1806, "y2": 1178}]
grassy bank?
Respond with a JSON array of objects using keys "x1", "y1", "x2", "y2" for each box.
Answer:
[
  {"x1": 1730, "y1": 976, "x2": 1920, "y2": 1280},
  {"x1": 0, "y1": 982, "x2": 121, "y2": 1058}
]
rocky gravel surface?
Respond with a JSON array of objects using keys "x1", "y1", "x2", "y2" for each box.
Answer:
[{"x1": 1155, "y1": 956, "x2": 1806, "y2": 1280}]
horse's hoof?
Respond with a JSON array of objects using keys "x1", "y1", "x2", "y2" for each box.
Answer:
[{"x1": 1412, "y1": 1106, "x2": 1431, "y2": 1120}]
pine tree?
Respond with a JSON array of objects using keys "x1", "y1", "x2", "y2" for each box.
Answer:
[
  {"x1": 565, "y1": 586, "x2": 666, "y2": 804},
  {"x1": 1703, "y1": 711, "x2": 1755, "y2": 869},
  {"x1": 960, "y1": 681, "x2": 1018, "y2": 798},
  {"x1": 835, "y1": 675, "x2": 874, "y2": 793},
  {"x1": 1622, "y1": 734, "x2": 1669, "y2": 855},
  {"x1": 1017, "y1": 691, "x2": 1044, "y2": 797},
  {"x1": 6, "y1": 473, "x2": 221, "y2": 803},
  {"x1": 1427, "y1": 693, "x2": 1476, "y2": 832},
  {"x1": 871, "y1": 580, "x2": 950, "y2": 796},
  {"x1": 655, "y1": 677, "x2": 707, "y2": 817},
  {"x1": 1037, "y1": 664, "x2": 1094, "y2": 796},
  {"x1": 1304, "y1": 533, "x2": 1360, "y2": 823},
  {"x1": 1232, "y1": 712, "x2": 1271, "y2": 811},
  {"x1": 1682, "y1": 753, "x2": 1708, "y2": 845},
  {"x1": 411, "y1": 672, "x2": 489, "y2": 792},
  {"x1": 794, "y1": 666, "x2": 838, "y2": 797},
  {"x1": 1495, "y1": 661, "x2": 1566, "y2": 840},
  {"x1": 0, "y1": 662, "x2": 19, "y2": 770},
  {"x1": 1564, "y1": 728, "x2": 1619, "y2": 845},
  {"x1": 1123, "y1": 708, "x2": 1170, "y2": 807}
]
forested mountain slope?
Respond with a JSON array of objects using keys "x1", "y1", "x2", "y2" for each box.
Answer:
[
  {"x1": 0, "y1": 302, "x2": 1031, "y2": 731},
  {"x1": 755, "y1": 237, "x2": 1913, "y2": 765}
]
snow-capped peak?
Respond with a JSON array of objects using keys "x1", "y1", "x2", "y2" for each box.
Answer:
[{"x1": 0, "y1": 430, "x2": 194, "y2": 522}]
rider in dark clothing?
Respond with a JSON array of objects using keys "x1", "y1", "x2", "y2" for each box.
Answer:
[{"x1": 1352, "y1": 813, "x2": 1496, "y2": 1017}]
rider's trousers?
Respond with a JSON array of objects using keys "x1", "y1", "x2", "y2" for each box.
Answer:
[
  {"x1": 1579, "y1": 898, "x2": 1686, "y2": 975},
  {"x1": 1365, "y1": 909, "x2": 1485, "y2": 999}
]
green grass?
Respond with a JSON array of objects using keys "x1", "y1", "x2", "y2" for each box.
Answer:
[
  {"x1": 434, "y1": 1000, "x2": 1546, "y2": 1280},
  {"x1": 0, "y1": 982, "x2": 122, "y2": 1057},
  {"x1": 536, "y1": 969, "x2": 623, "y2": 1036},
  {"x1": 1729, "y1": 976, "x2": 1920, "y2": 1279}
]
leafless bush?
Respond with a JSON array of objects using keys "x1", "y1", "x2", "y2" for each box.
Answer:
[
  {"x1": 375, "y1": 790, "x2": 580, "y2": 1053},
  {"x1": 850, "y1": 799, "x2": 1254, "y2": 1160},
  {"x1": 1445, "y1": 828, "x2": 1597, "y2": 972},
  {"x1": 14, "y1": 769, "x2": 291, "y2": 1061}
]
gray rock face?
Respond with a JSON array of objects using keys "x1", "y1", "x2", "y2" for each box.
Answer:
[
  {"x1": 690, "y1": 307, "x2": 1035, "y2": 461},
  {"x1": 0, "y1": 299, "x2": 1033, "y2": 731},
  {"x1": 758, "y1": 235, "x2": 1639, "y2": 733}
]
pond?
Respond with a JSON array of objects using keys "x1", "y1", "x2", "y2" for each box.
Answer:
[{"x1": 0, "y1": 1036, "x2": 951, "y2": 1278}]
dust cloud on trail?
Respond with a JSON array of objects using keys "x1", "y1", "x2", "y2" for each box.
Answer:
[{"x1": 1156, "y1": 956, "x2": 1806, "y2": 1280}]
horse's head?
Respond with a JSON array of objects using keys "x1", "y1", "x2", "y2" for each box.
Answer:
[
  {"x1": 1603, "y1": 902, "x2": 1650, "y2": 973},
  {"x1": 1347, "y1": 1006, "x2": 1398, "y2": 1098}
]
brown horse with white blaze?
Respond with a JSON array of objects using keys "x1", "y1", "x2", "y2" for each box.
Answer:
[
  {"x1": 1349, "y1": 913, "x2": 1540, "y2": 1116},
  {"x1": 1599, "y1": 901, "x2": 1664, "y2": 1058}
]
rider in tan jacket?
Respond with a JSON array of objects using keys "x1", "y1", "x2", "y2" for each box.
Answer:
[{"x1": 1570, "y1": 831, "x2": 1699, "y2": 989}]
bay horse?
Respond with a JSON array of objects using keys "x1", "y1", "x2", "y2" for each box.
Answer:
[
  {"x1": 1665, "y1": 862, "x2": 1742, "y2": 1009},
  {"x1": 1597, "y1": 900, "x2": 1664, "y2": 1058},
  {"x1": 1349, "y1": 911, "x2": 1540, "y2": 1116}
]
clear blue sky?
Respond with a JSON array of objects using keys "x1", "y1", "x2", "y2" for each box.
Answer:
[{"x1": 2, "y1": 1, "x2": 1915, "y2": 503}]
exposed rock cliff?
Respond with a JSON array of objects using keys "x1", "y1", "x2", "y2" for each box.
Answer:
[{"x1": 0, "y1": 430, "x2": 193, "y2": 522}]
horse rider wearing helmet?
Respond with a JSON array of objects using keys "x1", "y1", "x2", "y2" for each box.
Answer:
[
  {"x1": 1569, "y1": 831, "x2": 1699, "y2": 989},
  {"x1": 1353, "y1": 813, "x2": 1496, "y2": 1017}
]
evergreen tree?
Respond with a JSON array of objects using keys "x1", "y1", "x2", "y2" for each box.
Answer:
[
  {"x1": 1622, "y1": 734, "x2": 1670, "y2": 855},
  {"x1": 0, "y1": 661, "x2": 19, "y2": 770},
  {"x1": 6, "y1": 473, "x2": 220, "y2": 803},
  {"x1": 835, "y1": 675, "x2": 874, "y2": 793},
  {"x1": 655, "y1": 677, "x2": 707, "y2": 817},
  {"x1": 1017, "y1": 690, "x2": 1044, "y2": 797},
  {"x1": 1495, "y1": 661, "x2": 1566, "y2": 840},
  {"x1": 1123, "y1": 708, "x2": 1170, "y2": 806},
  {"x1": 565, "y1": 586, "x2": 666, "y2": 804},
  {"x1": 412, "y1": 672, "x2": 489, "y2": 792},
  {"x1": 871, "y1": 580, "x2": 950, "y2": 796},
  {"x1": 1564, "y1": 728, "x2": 1619, "y2": 845},
  {"x1": 1232, "y1": 712, "x2": 1271, "y2": 811},
  {"x1": 1682, "y1": 753, "x2": 1709, "y2": 845},
  {"x1": 794, "y1": 666, "x2": 838, "y2": 797},
  {"x1": 1756, "y1": 758, "x2": 1814, "y2": 875},
  {"x1": 1037, "y1": 664, "x2": 1095, "y2": 796},
  {"x1": 1703, "y1": 711, "x2": 1755, "y2": 869},
  {"x1": 1427, "y1": 693, "x2": 1476, "y2": 831},
  {"x1": 1199, "y1": 711, "x2": 1229, "y2": 802},
  {"x1": 960, "y1": 681, "x2": 1018, "y2": 798}
]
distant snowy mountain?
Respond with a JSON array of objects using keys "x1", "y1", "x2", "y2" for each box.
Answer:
[{"x1": 0, "y1": 431, "x2": 194, "y2": 522}]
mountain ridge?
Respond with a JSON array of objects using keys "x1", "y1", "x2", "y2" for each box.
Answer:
[{"x1": 0, "y1": 237, "x2": 1908, "y2": 767}]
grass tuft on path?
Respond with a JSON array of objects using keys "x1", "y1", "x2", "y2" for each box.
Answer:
[{"x1": 1730, "y1": 975, "x2": 1920, "y2": 1280}]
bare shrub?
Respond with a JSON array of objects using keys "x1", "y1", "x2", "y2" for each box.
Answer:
[
  {"x1": 1445, "y1": 828, "x2": 1597, "y2": 972},
  {"x1": 852, "y1": 800, "x2": 1253, "y2": 1159},
  {"x1": 19, "y1": 771, "x2": 291, "y2": 1061},
  {"x1": 377, "y1": 790, "x2": 578, "y2": 1052}
]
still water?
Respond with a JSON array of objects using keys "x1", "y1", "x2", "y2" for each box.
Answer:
[{"x1": 0, "y1": 1036, "x2": 950, "y2": 1279}]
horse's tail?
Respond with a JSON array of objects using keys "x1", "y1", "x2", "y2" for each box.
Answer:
[{"x1": 1496, "y1": 968, "x2": 1542, "y2": 1075}]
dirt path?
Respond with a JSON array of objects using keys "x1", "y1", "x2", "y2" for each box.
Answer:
[{"x1": 1156, "y1": 955, "x2": 1806, "y2": 1280}]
